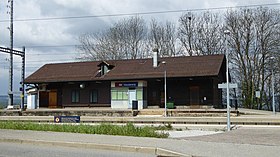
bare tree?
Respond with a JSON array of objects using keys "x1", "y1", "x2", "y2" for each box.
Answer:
[
  {"x1": 225, "y1": 8, "x2": 280, "y2": 109},
  {"x1": 225, "y1": 9, "x2": 255, "y2": 109},
  {"x1": 178, "y1": 12, "x2": 223, "y2": 56},
  {"x1": 195, "y1": 12, "x2": 224, "y2": 55},
  {"x1": 120, "y1": 16, "x2": 147, "y2": 59},
  {"x1": 254, "y1": 7, "x2": 280, "y2": 110},
  {"x1": 77, "y1": 16, "x2": 147, "y2": 60},
  {"x1": 178, "y1": 13, "x2": 196, "y2": 56},
  {"x1": 148, "y1": 19, "x2": 177, "y2": 57}
]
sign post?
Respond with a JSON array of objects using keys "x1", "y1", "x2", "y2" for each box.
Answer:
[{"x1": 218, "y1": 83, "x2": 238, "y2": 131}]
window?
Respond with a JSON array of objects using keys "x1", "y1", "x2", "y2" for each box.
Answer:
[
  {"x1": 111, "y1": 89, "x2": 128, "y2": 100},
  {"x1": 112, "y1": 90, "x2": 118, "y2": 100},
  {"x1": 90, "y1": 90, "x2": 98, "y2": 103},
  {"x1": 101, "y1": 65, "x2": 108, "y2": 75},
  {"x1": 123, "y1": 91, "x2": 128, "y2": 99},
  {"x1": 136, "y1": 89, "x2": 143, "y2": 100},
  {"x1": 71, "y1": 90, "x2": 80, "y2": 103}
]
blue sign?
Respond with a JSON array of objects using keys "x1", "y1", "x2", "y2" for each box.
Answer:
[
  {"x1": 115, "y1": 82, "x2": 138, "y2": 87},
  {"x1": 54, "y1": 116, "x2": 80, "y2": 123}
]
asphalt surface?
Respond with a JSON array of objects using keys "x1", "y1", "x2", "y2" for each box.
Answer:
[
  {"x1": 184, "y1": 126, "x2": 280, "y2": 146},
  {"x1": 1, "y1": 126, "x2": 280, "y2": 157},
  {"x1": 0, "y1": 142, "x2": 155, "y2": 157}
]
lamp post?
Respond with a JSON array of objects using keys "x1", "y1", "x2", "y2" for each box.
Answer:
[
  {"x1": 224, "y1": 30, "x2": 231, "y2": 131},
  {"x1": 152, "y1": 47, "x2": 167, "y2": 117},
  {"x1": 162, "y1": 61, "x2": 167, "y2": 117},
  {"x1": 270, "y1": 57, "x2": 276, "y2": 114}
]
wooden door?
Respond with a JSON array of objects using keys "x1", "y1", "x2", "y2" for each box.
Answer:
[
  {"x1": 39, "y1": 91, "x2": 49, "y2": 108},
  {"x1": 49, "y1": 90, "x2": 57, "y2": 108},
  {"x1": 190, "y1": 86, "x2": 199, "y2": 106}
]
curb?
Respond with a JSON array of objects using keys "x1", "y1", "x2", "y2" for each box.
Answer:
[
  {"x1": 1, "y1": 116, "x2": 280, "y2": 125},
  {"x1": 0, "y1": 138, "x2": 190, "y2": 157}
]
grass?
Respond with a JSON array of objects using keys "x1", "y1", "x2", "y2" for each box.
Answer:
[{"x1": 0, "y1": 121, "x2": 169, "y2": 138}]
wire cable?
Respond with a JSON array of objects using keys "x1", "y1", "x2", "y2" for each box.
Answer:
[{"x1": 0, "y1": 3, "x2": 279, "y2": 23}]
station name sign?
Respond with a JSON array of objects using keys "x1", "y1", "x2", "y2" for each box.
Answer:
[
  {"x1": 54, "y1": 116, "x2": 80, "y2": 123},
  {"x1": 115, "y1": 82, "x2": 138, "y2": 87}
]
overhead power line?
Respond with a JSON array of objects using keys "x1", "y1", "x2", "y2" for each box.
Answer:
[
  {"x1": 16, "y1": 44, "x2": 78, "y2": 48},
  {"x1": 1, "y1": 58, "x2": 77, "y2": 64},
  {"x1": 22, "y1": 51, "x2": 78, "y2": 55},
  {"x1": 0, "y1": 3, "x2": 279, "y2": 23},
  {"x1": 11, "y1": 44, "x2": 84, "y2": 49},
  {"x1": 1, "y1": 59, "x2": 77, "y2": 64}
]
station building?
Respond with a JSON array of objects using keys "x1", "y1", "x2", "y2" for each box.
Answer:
[{"x1": 24, "y1": 54, "x2": 226, "y2": 110}]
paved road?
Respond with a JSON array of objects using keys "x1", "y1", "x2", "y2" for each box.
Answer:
[
  {"x1": 0, "y1": 142, "x2": 155, "y2": 157},
  {"x1": 1, "y1": 127, "x2": 280, "y2": 157},
  {"x1": 183, "y1": 127, "x2": 280, "y2": 146}
]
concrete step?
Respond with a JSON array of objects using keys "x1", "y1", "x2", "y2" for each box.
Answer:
[{"x1": 138, "y1": 110, "x2": 164, "y2": 116}]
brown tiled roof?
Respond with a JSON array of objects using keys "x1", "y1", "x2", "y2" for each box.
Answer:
[{"x1": 24, "y1": 54, "x2": 225, "y2": 84}]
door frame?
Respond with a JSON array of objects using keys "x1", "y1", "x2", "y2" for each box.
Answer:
[
  {"x1": 128, "y1": 89, "x2": 136, "y2": 109},
  {"x1": 189, "y1": 86, "x2": 200, "y2": 105},
  {"x1": 48, "y1": 90, "x2": 58, "y2": 108}
]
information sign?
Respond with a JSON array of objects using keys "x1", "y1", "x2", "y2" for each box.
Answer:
[{"x1": 54, "y1": 116, "x2": 80, "y2": 123}]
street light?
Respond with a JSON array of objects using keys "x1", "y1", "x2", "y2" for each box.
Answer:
[
  {"x1": 152, "y1": 47, "x2": 167, "y2": 117},
  {"x1": 162, "y1": 61, "x2": 167, "y2": 117},
  {"x1": 224, "y1": 30, "x2": 231, "y2": 131},
  {"x1": 270, "y1": 57, "x2": 276, "y2": 114}
]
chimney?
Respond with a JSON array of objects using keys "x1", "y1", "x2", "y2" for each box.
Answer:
[{"x1": 152, "y1": 48, "x2": 158, "y2": 68}]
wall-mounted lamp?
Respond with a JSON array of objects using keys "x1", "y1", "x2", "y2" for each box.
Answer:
[{"x1": 80, "y1": 83, "x2": 85, "y2": 89}]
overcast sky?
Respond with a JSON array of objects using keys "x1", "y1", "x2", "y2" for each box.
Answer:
[{"x1": 0, "y1": 0, "x2": 279, "y2": 95}]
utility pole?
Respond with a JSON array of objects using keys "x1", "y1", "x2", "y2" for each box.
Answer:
[
  {"x1": 0, "y1": 47, "x2": 25, "y2": 110},
  {"x1": 20, "y1": 47, "x2": 25, "y2": 110},
  {"x1": 7, "y1": 0, "x2": 14, "y2": 108}
]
